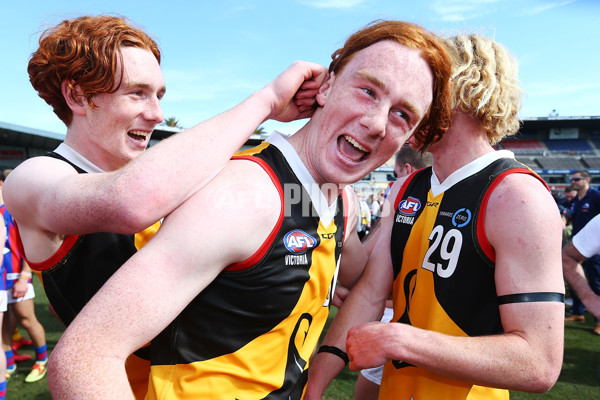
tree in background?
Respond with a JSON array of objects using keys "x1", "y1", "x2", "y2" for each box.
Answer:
[{"x1": 163, "y1": 117, "x2": 181, "y2": 128}]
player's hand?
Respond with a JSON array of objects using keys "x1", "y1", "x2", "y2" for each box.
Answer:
[
  {"x1": 332, "y1": 284, "x2": 349, "y2": 308},
  {"x1": 346, "y1": 322, "x2": 391, "y2": 371},
  {"x1": 13, "y1": 279, "x2": 28, "y2": 299},
  {"x1": 263, "y1": 61, "x2": 328, "y2": 122}
]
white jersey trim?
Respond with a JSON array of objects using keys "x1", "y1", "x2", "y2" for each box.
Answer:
[
  {"x1": 430, "y1": 150, "x2": 515, "y2": 197},
  {"x1": 53, "y1": 143, "x2": 105, "y2": 173},
  {"x1": 267, "y1": 131, "x2": 337, "y2": 226}
]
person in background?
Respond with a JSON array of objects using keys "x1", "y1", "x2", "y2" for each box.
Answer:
[
  {"x1": 368, "y1": 194, "x2": 381, "y2": 225},
  {"x1": 4, "y1": 14, "x2": 328, "y2": 397},
  {"x1": 11, "y1": 328, "x2": 33, "y2": 360},
  {"x1": 48, "y1": 19, "x2": 453, "y2": 399},
  {"x1": 305, "y1": 33, "x2": 564, "y2": 399},
  {"x1": 0, "y1": 170, "x2": 48, "y2": 383},
  {"x1": 356, "y1": 191, "x2": 372, "y2": 240},
  {"x1": 566, "y1": 170, "x2": 600, "y2": 333},
  {"x1": 393, "y1": 144, "x2": 433, "y2": 180},
  {"x1": 0, "y1": 203, "x2": 6, "y2": 398},
  {"x1": 562, "y1": 213, "x2": 600, "y2": 386},
  {"x1": 560, "y1": 185, "x2": 578, "y2": 210},
  {"x1": 563, "y1": 213, "x2": 600, "y2": 318},
  {"x1": 382, "y1": 145, "x2": 433, "y2": 201}
]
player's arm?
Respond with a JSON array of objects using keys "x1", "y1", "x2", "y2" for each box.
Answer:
[
  {"x1": 4, "y1": 61, "x2": 327, "y2": 236},
  {"x1": 344, "y1": 174, "x2": 564, "y2": 393},
  {"x1": 304, "y1": 182, "x2": 400, "y2": 399},
  {"x1": 12, "y1": 260, "x2": 32, "y2": 299},
  {"x1": 337, "y1": 187, "x2": 368, "y2": 290},
  {"x1": 47, "y1": 160, "x2": 281, "y2": 400},
  {"x1": 562, "y1": 242, "x2": 600, "y2": 317},
  {"x1": 562, "y1": 214, "x2": 600, "y2": 317}
]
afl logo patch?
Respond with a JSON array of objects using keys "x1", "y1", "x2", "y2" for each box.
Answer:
[
  {"x1": 398, "y1": 197, "x2": 421, "y2": 216},
  {"x1": 284, "y1": 230, "x2": 317, "y2": 254}
]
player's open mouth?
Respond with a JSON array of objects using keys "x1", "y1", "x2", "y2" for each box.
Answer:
[
  {"x1": 128, "y1": 130, "x2": 150, "y2": 142},
  {"x1": 338, "y1": 135, "x2": 369, "y2": 162}
]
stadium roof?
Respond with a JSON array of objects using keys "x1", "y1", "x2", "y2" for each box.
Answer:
[
  {"x1": 521, "y1": 115, "x2": 600, "y2": 131},
  {"x1": 0, "y1": 120, "x2": 185, "y2": 152},
  {"x1": 0, "y1": 121, "x2": 65, "y2": 151}
]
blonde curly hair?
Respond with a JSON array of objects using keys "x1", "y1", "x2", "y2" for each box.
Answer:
[{"x1": 446, "y1": 34, "x2": 522, "y2": 144}]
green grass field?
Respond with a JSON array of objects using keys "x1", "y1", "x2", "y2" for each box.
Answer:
[{"x1": 9, "y1": 278, "x2": 600, "y2": 399}]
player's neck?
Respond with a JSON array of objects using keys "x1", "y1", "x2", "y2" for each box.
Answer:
[{"x1": 429, "y1": 112, "x2": 493, "y2": 183}]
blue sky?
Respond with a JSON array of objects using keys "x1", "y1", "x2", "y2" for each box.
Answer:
[{"x1": 1, "y1": 0, "x2": 598, "y2": 137}]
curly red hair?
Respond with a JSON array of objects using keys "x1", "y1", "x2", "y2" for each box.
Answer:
[
  {"x1": 28, "y1": 15, "x2": 161, "y2": 126},
  {"x1": 329, "y1": 20, "x2": 452, "y2": 151}
]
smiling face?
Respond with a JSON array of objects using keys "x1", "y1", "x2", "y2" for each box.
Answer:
[
  {"x1": 296, "y1": 40, "x2": 433, "y2": 188},
  {"x1": 69, "y1": 46, "x2": 166, "y2": 171}
]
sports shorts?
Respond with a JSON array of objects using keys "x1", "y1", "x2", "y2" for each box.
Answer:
[
  {"x1": 360, "y1": 307, "x2": 394, "y2": 384},
  {"x1": 0, "y1": 291, "x2": 7, "y2": 312},
  {"x1": 7, "y1": 282, "x2": 35, "y2": 304}
]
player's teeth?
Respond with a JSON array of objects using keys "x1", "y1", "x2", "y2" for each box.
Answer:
[{"x1": 344, "y1": 135, "x2": 368, "y2": 153}]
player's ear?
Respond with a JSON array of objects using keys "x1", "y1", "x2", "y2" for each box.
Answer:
[
  {"x1": 62, "y1": 80, "x2": 87, "y2": 116},
  {"x1": 316, "y1": 72, "x2": 335, "y2": 107}
]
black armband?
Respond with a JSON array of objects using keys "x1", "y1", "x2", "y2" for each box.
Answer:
[
  {"x1": 497, "y1": 292, "x2": 564, "y2": 305},
  {"x1": 317, "y1": 345, "x2": 349, "y2": 365}
]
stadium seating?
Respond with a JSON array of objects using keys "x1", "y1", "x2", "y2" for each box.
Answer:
[
  {"x1": 582, "y1": 156, "x2": 600, "y2": 169},
  {"x1": 515, "y1": 157, "x2": 541, "y2": 170},
  {"x1": 535, "y1": 156, "x2": 585, "y2": 170},
  {"x1": 500, "y1": 138, "x2": 546, "y2": 154},
  {"x1": 544, "y1": 139, "x2": 595, "y2": 154}
]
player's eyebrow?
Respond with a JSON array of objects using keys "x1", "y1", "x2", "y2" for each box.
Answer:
[{"x1": 355, "y1": 70, "x2": 422, "y2": 122}]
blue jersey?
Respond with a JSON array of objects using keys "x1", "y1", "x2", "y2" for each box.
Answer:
[
  {"x1": 571, "y1": 188, "x2": 600, "y2": 235},
  {"x1": 0, "y1": 205, "x2": 21, "y2": 290}
]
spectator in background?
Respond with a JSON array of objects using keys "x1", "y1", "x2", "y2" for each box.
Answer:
[
  {"x1": 393, "y1": 143, "x2": 433, "y2": 179},
  {"x1": 561, "y1": 185, "x2": 578, "y2": 210},
  {"x1": 563, "y1": 213, "x2": 600, "y2": 318},
  {"x1": 566, "y1": 170, "x2": 600, "y2": 334},
  {"x1": 0, "y1": 170, "x2": 48, "y2": 383},
  {"x1": 357, "y1": 192, "x2": 372, "y2": 240},
  {"x1": 556, "y1": 186, "x2": 577, "y2": 248},
  {"x1": 562, "y1": 213, "x2": 600, "y2": 386},
  {"x1": 383, "y1": 144, "x2": 433, "y2": 200},
  {"x1": 368, "y1": 194, "x2": 381, "y2": 224},
  {"x1": 0, "y1": 194, "x2": 6, "y2": 398}
]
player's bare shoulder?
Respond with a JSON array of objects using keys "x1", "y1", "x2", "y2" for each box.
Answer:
[
  {"x1": 488, "y1": 172, "x2": 555, "y2": 211},
  {"x1": 3, "y1": 155, "x2": 79, "y2": 221},
  {"x1": 485, "y1": 171, "x2": 562, "y2": 241}
]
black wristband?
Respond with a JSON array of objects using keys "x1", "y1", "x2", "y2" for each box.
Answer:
[
  {"x1": 318, "y1": 345, "x2": 349, "y2": 365},
  {"x1": 497, "y1": 292, "x2": 565, "y2": 305}
]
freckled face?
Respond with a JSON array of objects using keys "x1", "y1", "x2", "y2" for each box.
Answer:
[
  {"x1": 81, "y1": 46, "x2": 166, "y2": 171},
  {"x1": 304, "y1": 40, "x2": 434, "y2": 186}
]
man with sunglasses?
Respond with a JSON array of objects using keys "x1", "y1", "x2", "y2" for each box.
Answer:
[{"x1": 567, "y1": 170, "x2": 600, "y2": 333}]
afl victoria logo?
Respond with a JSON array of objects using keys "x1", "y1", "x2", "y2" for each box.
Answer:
[
  {"x1": 398, "y1": 196, "x2": 421, "y2": 216},
  {"x1": 284, "y1": 230, "x2": 317, "y2": 254}
]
